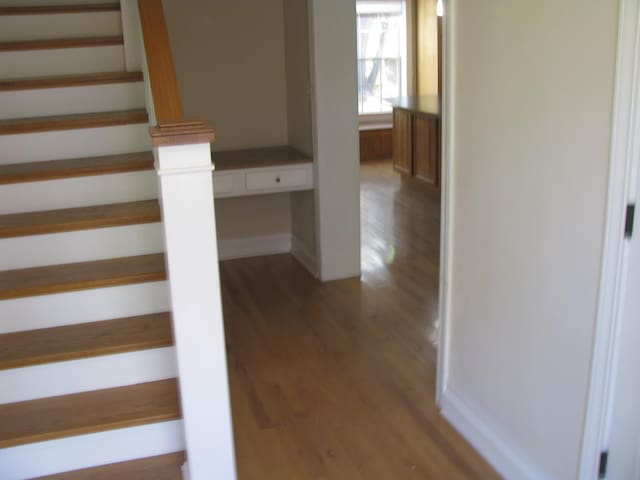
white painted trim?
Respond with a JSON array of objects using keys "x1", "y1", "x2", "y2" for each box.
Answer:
[
  {"x1": 291, "y1": 235, "x2": 318, "y2": 276},
  {"x1": 359, "y1": 112, "x2": 392, "y2": 129},
  {"x1": 580, "y1": 0, "x2": 640, "y2": 478},
  {"x1": 120, "y1": 0, "x2": 143, "y2": 72},
  {"x1": 441, "y1": 388, "x2": 551, "y2": 480},
  {"x1": 0, "y1": 420, "x2": 184, "y2": 480},
  {"x1": 318, "y1": 270, "x2": 363, "y2": 282},
  {"x1": 308, "y1": 0, "x2": 362, "y2": 282},
  {"x1": 358, "y1": 122, "x2": 392, "y2": 131},
  {"x1": 182, "y1": 462, "x2": 191, "y2": 480},
  {"x1": 217, "y1": 234, "x2": 292, "y2": 261},
  {"x1": 212, "y1": 163, "x2": 314, "y2": 199},
  {"x1": 0, "y1": 347, "x2": 177, "y2": 404},
  {"x1": 436, "y1": 0, "x2": 454, "y2": 406},
  {"x1": 155, "y1": 142, "x2": 237, "y2": 479}
]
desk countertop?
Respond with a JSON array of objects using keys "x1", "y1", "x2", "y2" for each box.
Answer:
[
  {"x1": 213, "y1": 146, "x2": 312, "y2": 171},
  {"x1": 386, "y1": 95, "x2": 440, "y2": 117}
]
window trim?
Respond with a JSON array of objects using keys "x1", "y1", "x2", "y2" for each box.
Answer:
[{"x1": 356, "y1": 0, "x2": 416, "y2": 126}]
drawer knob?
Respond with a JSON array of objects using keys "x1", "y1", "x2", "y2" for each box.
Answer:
[{"x1": 276, "y1": 176, "x2": 281, "y2": 183}]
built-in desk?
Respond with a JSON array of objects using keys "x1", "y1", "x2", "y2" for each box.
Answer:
[
  {"x1": 212, "y1": 146, "x2": 314, "y2": 198},
  {"x1": 388, "y1": 95, "x2": 441, "y2": 187}
]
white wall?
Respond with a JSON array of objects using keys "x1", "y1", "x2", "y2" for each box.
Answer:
[
  {"x1": 444, "y1": 1, "x2": 619, "y2": 478},
  {"x1": 308, "y1": 0, "x2": 361, "y2": 281}
]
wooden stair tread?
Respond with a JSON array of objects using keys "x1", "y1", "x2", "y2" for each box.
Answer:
[
  {"x1": 0, "y1": 36, "x2": 124, "y2": 52},
  {"x1": 34, "y1": 452, "x2": 185, "y2": 480},
  {"x1": 0, "y1": 312, "x2": 172, "y2": 370},
  {"x1": 0, "y1": 200, "x2": 161, "y2": 238},
  {"x1": 0, "y1": 253, "x2": 166, "y2": 300},
  {"x1": 0, "y1": 109, "x2": 148, "y2": 135},
  {"x1": 0, "y1": 71, "x2": 143, "y2": 92},
  {"x1": 0, "y1": 379, "x2": 180, "y2": 448},
  {"x1": 0, "y1": 4, "x2": 120, "y2": 16},
  {"x1": 0, "y1": 152, "x2": 154, "y2": 184}
]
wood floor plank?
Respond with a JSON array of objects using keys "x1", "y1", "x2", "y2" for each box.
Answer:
[
  {"x1": 0, "y1": 4, "x2": 120, "y2": 16},
  {"x1": 0, "y1": 36, "x2": 124, "y2": 52},
  {"x1": 33, "y1": 452, "x2": 185, "y2": 480},
  {"x1": 220, "y1": 160, "x2": 500, "y2": 479},
  {"x1": 0, "y1": 152, "x2": 154, "y2": 184},
  {"x1": 0, "y1": 379, "x2": 180, "y2": 448},
  {"x1": 0, "y1": 253, "x2": 166, "y2": 300},
  {"x1": 0, "y1": 312, "x2": 172, "y2": 370},
  {"x1": 0, "y1": 200, "x2": 161, "y2": 238},
  {"x1": 0, "y1": 109, "x2": 148, "y2": 135},
  {"x1": 0, "y1": 71, "x2": 143, "y2": 92}
]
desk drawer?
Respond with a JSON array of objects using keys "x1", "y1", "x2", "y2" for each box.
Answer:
[{"x1": 246, "y1": 167, "x2": 307, "y2": 191}]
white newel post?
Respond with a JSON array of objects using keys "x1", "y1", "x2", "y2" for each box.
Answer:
[{"x1": 153, "y1": 125, "x2": 237, "y2": 480}]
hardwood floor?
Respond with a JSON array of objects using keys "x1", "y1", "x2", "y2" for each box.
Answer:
[{"x1": 221, "y1": 159, "x2": 499, "y2": 479}]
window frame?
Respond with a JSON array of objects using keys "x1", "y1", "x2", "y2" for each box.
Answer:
[{"x1": 357, "y1": 0, "x2": 416, "y2": 130}]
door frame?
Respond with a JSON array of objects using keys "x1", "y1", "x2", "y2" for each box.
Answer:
[
  {"x1": 578, "y1": 0, "x2": 640, "y2": 477},
  {"x1": 435, "y1": 0, "x2": 453, "y2": 404}
]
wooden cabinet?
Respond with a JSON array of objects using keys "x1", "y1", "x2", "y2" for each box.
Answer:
[
  {"x1": 413, "y1": 112, "x2": 440, "y2": 186},
  {"x1": 392, "y1": 109, "x2": 412, "y2": 175},
  {"x1": 392, "y1": 105, "x2": 440, "y2": 187}
]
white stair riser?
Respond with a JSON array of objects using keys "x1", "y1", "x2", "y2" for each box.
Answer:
[
  {"x1": 0, "y1": 82, "x2": 145, "y2": 120},
  {"x1": 0, "y1": 0, "x2": 112, "y2": 5},
  {"x1": 0, "y1": 347, "x2": 177, "y2": 404},
  {"x1": 0, "y1": 171, "x2": 157, "y2": 214},
  {"x1": 0, "y1": 124, "x2": 150, "y2": 165},
  {"x1": 0, "y1": 12, "x2": 122, "y2": 42},
  {"x1": 0, "y1": 46, "x2": 125, "y2": 80},
  {"x1": 0, "y1": 281, "x2": 170, "y2": 334},
  {"x1": 0, "y1": 223, "x2": 163, "y2": 270},
  {"x1": 0, "y1": 420, "x2": 185, "y2": 480}
]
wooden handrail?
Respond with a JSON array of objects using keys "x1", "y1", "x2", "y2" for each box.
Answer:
[
  {"x1": 137, "y1": 0, "x2": 215, "y2": 146},
  {"x1": 137, "y1": 0, "x2": 184, "y2": 124}
]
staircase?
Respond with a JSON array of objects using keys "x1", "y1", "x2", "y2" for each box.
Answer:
[{"x1": 0, "y1": 2, "x2": 185, "y2": 478}]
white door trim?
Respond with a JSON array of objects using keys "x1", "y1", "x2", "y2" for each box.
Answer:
[
  {"x1": 580, "y1": 0, "x2": 640, "y2": 477},
  {"x1": 436, "y1": 0, "x2": 454, "y2": 405}
]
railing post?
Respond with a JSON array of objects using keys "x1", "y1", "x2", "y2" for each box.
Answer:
[{"x1": 152, "y1": 122, "x2": 236, "y2": 480}]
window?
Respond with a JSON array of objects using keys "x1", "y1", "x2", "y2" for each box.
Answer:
[{"x1": 356, "y1": 1, "x2": 409, "y2": 116}]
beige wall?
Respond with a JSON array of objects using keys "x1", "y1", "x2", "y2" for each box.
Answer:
[
  {"x1": 214, "y1": 193, "x2": 291, "y2": 241},
  {"x1": 447, "y1": 1, "x2": 618, "y2": 478},
  {"x1": 284, "y1": 0, "x2": 317, "y2": 269},
  {"x1": 283, "y1": 0, "x2": 313, "y2": 156},
  {"x1": 163, "y1": 0, "x2": 289, "y2": 151},
  {"x1": 163, "y1": 0, "x2": 292, "y2": 242}
]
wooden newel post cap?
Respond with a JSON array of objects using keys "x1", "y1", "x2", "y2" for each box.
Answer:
[{"x1": 149, "y1": 120, "x2": 216, "y2": 147}]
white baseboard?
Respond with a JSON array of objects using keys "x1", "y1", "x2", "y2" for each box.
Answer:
[
  {"x1": 440, "y1": 387, "x2": 550, "y2": 480},
  {"x1": 291, "y1": 235, "x2": 318, "y2": 277},
  {"x1": 319, "y1": 270, "x2": 362, "y2": 282},
  {"x1": 217, "y1": 233, "x2": 291, "y2": 261}
]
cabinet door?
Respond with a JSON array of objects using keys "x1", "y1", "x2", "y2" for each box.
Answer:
[
  {"x1": 392, "y1": 108, "x2": 412, "y2": 174},
  {"x1": 413, "y1": 114, "x2": 440, "y2": 186}
]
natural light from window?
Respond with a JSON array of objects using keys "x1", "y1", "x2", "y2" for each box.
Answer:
[{"x1": 356, "y1": 0, "x2": 408, "y2": 115}]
